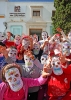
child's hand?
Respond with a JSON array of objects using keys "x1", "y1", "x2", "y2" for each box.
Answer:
[
  {"x1": 42, "y1": 64, "x2": 52, "y2": 78},
  {"x1": 59, "y1": 52, "x2": 66, "y2": 64},
  {"x1": 56, "y1": 27, "x2": 62, "y2": 32}
]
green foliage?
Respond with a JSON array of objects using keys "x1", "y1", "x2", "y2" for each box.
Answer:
[{"x1": 52, "y1": 0, "x2": 71, "y2": 34}]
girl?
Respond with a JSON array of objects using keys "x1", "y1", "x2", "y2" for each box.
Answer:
[{"x1": 0, "y1": 63, "x2": 49, "y2": 100}]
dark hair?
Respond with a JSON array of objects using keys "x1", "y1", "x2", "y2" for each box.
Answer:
[
  {"x1": 10, "y1": 46, "x2": 17, "y2": 50},
  {"x1": 0, "y1": 42, "x2": 6, "y2": 47},
  {"x1": 42, "y1": 31, "x2": 49, "y2": 38}
]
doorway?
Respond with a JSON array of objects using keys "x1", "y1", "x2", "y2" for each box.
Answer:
[{"x1": 29, "y1": 29, "x2": 42, "y2": 40}]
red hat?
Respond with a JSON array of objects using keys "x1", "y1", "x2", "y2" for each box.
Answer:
[
  {"x1": 22, "y1": 35, "x2": 29, "y2": 39},
  {"x1": 55, "y1": 33, "x2": 60, "y2": 37}
]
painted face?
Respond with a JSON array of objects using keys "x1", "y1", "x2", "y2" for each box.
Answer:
[
  {"x1": 51, "y1": 56, "x2": 63, "y2": 75},
  {"x1": 41, "y1": 55, "x2": 47, "y2": 65},
  {"x1": 24, "y1": 55, "x2": 34, "y2": 69},
  {"x1": 14, "y1": 35, "x2": 21, "y2": 45},
  {"x1": 8, "y1": 48, "x2": 17, "y2": 62},
  {"x1": 68, "y1": 32, "x2": 71, "y2": 42},
  {"x1": 22, "y1": 39, "x2": 30, "y2": 50},
  {"x1": 33, "y1": 35, "x2": 38, "y2": 43},
  {"x1": 0, "y1": 32, "x2": 6, "y2": 42},
  {"x1": 62, "y1": 42, "x2": 71, "y2": 56},
  {"x1": 54, "y1": 36, "x2": 60, "y2": 43},
  {"x1": 42, "y1": 32, "x2": 47, "y2": 40},
  {"x1": 43, "y1": 44, "x2": 49, "y2": 54},
  {"x1": 33, "y1": 43, "x2": 40, "y2": 55},
  {"x1": 5, "y1": 68, "x2": 23, "y2": 92}
]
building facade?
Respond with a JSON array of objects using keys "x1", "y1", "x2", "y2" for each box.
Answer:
[{"x1": 0, "y1": 0, "x2": 55, "y2": 38}]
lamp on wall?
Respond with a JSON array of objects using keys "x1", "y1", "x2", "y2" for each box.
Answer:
[
  {"x1": 3, "y1": 22, "x2": 7, "y2": 29},
  {"x1": 3, "y1": 22, "x2": 7, "y2": 32}
]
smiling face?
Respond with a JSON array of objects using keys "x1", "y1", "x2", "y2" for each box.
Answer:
[
  {"x1": 8, "y1": 48, "x2": 17, "y2": 62},
  {"x1": 5, "y1": 67, "x2": 23, "y2": 91},
  {"x1": 51, "y1": 56, "x2": 63, "y2": 75}
]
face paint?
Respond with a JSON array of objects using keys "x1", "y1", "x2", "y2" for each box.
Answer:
[
  {"x1": 5, "y1": 68, "x2": 23, "y2": 92},
  {"x1": 24, "y1": 55, "x2": 34, "y2": 68},
  {"x1": 41, "y1": 55, "x2": 47, "y2": 65},
  {"x1": 42, "y1": 32, "x2": 47, "y2": 40},
  {"x1": 68, "y1": 32, "x2": 71, "y2": 42},
  {"x1": 54, "y1": 37, "x2": 60, "y2": 43},
  {"x1": 62, "y1": 42, "x2": 71, "y2": 56},
  {"x1": 14, "y1": 36, "x2": 21, "y2": 45},
  {"x1": 22, "y1": 39, "x2": 30, "y2": 50},
  {"x1": 51, "y1": 56, "x2": 63, "y2": 75},
  {"x1": 0, "y1": 32, "x2": 6, "y2": 42},
  {"x1": 43, "y1": 44, "x2": 49, "y2": 54},
  {"x1": 8, "y1": 48, "x2": 17, "y2": 62},
  {"x1": 33, "y1": 43, "x2": 40, "y2": 55}
]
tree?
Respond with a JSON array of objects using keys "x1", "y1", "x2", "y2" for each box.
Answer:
[{"x1": 52, "y1": 0, "x2": 71, "y2": 34}]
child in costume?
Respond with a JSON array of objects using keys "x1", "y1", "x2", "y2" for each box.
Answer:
[
  {"x1": 44, "y1": 53, "x2": 71, "y2": 100},
  {"x1": 39, "y1": 31, "x2": 49, "y2": 45},
  {"x1": 22, "y1": 50, "x2": 43, "y2": 100},
  {"x1": 0, "y1": 63, "x2": 48, "y2": 100},
  {"x1": 8, "y1": 46, "x2": 17, "y2": 62},
  {"x1": 17, "y1": 35, "x2": 33, "y2": 54},
  {"x1": 0, "y1": 42, "x2": 14, "y2": 82},
  {"x1": 14, "y1": 35, "x2": 21, "y2": 48}
]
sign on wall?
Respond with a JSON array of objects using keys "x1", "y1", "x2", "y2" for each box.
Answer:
[{"x1": 9, "y1": 5, "x2": 26, "y2": 17}]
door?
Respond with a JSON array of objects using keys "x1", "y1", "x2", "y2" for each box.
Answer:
[
  {"x1": 10, "y1": 25, "x2": 23, "y2": 40},
  {"x1": 29, "y1": 29, "x2": 42, "y2": 40}
]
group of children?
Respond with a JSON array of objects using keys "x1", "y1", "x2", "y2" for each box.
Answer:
[{"x1": 0, "y1": 29, "x2": 71, "y2": 100}]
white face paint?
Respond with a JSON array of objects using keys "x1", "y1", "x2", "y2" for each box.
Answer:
[
  {"x1": 8, "y1": 48, "x2": 17, "y2": 62},
  {"x1": 68, "y1": 32, "x2": 71, "y2": 42},
  {"x1": 22, "y1": 39, "x2": 30, "y2": 50},
  {"x1": 5, "y1": 68, "x2": 23, "y2": 92},
  {"x1": 0, "y1": 32, "x2": 6, "y2": 42},
  {"x1": 62, "y1": 42, "x2": 71, "y2": 56},
  {"x1": 33, "y1": 43, "x2": 40, "y2": 55},
  {"x1": 41, "y1": 55, "x2": 47, "y2": 65},
  {"x1": 42, "y1": 32, "x2": 47, "y2": 40},
  {"x1": 54, "y1": 37, "x2": 60, "y2": 43},
  {"x1": 24, "y1": 55, "x2": 34, "y2": 68},
  {"x1": 14, "y1": 36, "x2": 21, "y2": 45},
  {"x1": 51, "y1": 56, "x2": 63, "y2": 75}
]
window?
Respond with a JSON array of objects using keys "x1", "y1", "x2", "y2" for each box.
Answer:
[
  {"x1": 31, "y1": 6, "x2": 43, "y2": 17},
  {"x1": 33, "y1": 11, "x2": 40, "y2": 16},
  {"x1": 52, "y1": 10, "x2": 55, "y2": 17},
  {"x1": 14, "y1": 6, "x2": 20, "y2": 12}
]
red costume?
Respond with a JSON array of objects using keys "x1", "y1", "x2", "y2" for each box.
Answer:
[{"x1": 46, "y1": 58, "x2": 71, "y2": 100}]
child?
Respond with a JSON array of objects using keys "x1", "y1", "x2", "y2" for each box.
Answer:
[{"x1": 0, "y1": 63, "x2": 49, "y2": 100}]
